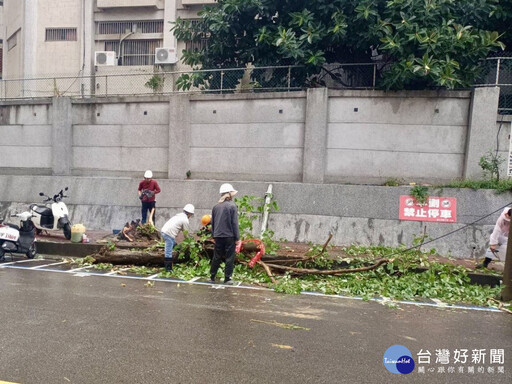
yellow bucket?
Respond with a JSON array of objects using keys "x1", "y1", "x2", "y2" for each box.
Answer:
[{"x1": 71, "y1": 224, "x2": 86, "y2": 243}]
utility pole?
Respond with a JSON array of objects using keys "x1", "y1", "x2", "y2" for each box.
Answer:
[{"x1": 501, "y1": 220, "x2": 512, "y2": 301}]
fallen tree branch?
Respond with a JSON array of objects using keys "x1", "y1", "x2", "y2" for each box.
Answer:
[
  {"x1": 490, "y1": 298, "x2": 512, "y2": 315},
  {"x1": 257, "y1": 260, "x2": 277, "y2": 284},
  {"x1": 320, "y1": 232, "x2": 333, "y2": 255},
  {"x1": 265, "y1": 258, "x2": 389, "y2": 275}
]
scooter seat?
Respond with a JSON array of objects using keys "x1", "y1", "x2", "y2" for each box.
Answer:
[{"x1": 32, "y1": 205, "x2": 52, "y2": 216}]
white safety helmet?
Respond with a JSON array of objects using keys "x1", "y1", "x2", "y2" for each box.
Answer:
[
  {"x1": 144, "y1": 170, "x2": 153, "y2": 179},
  {"x1": 183, "y1": 204, "x2": 195, "y2": 215},
  {"x1": 219, "y1": 183, "x2": 237, "y2": 195}
]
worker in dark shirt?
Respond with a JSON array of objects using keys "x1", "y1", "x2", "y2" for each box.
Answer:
[
  {"x1": 138, "y1": 170, "x2": 161, "y2": 225},
  {"x1": 210, "y1": 183, "x2": 240, "y2": 285}
]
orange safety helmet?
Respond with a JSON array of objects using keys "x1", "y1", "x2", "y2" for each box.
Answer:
[{"x1": 201, "y1": 214, "x2": 211, "y2": 226}]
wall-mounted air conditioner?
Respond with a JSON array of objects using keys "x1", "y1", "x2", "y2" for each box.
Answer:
[
  {"x1": 155, "y1": 47, "x2": 178, "y2": 65},
  {"x1": 94, "y1": 51, "x2": 117, "y2": 66}
]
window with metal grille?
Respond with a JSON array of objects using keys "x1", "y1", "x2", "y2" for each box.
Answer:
[
  {"x1": 185, "y1": 20, "x2": 209, "y2": 52},
  {"x1": 45, "y1": 28, "x2": 77, "y2": 41},
  {"x1": 104, "y1": 39, "x2": 161, "y2": 66},
  {"x1": 97, "y1": 20, "x2": 163, "y2": 35}
]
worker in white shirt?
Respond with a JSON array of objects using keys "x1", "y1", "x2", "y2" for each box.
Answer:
[{"x1": 161, "y1": 204, "x2": 195, "y2": 272}]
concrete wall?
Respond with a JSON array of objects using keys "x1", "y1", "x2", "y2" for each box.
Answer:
[
  {"x1": 494, "y1": 115, "x2": 512, "y2": 178},
  {"x1": 0, "y1": 89, "x2": 504, "y2": 183},
  {"x1": 0, "y1": 101, "x2": 53, "y2": 174},
  {"x1": 0, "y1": 89, "x2": 507, "y2": 259},
  {"x1": 72, "y1": 99, "x2": 170, "y2": 177},
  {"x1": 326, "y1": 90, "x2": 470, "y2": 184},
  {"x1": 189, "y1": 94, "x2": 307, "y2": 182},
  {"x1": 0, "y1": 175, "x2": 509, "y2": 259}
]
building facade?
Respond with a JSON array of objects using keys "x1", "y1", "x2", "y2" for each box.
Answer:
[{"x1": 2, "y1": 0, "x2": 213, "y2": 86}]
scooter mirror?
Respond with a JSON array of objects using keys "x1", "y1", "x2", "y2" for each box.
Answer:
[{"x1": 39, "y1": 192, "x2": 44, "y2": 196}]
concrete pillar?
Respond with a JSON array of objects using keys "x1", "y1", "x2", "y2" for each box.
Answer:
[
  {"x1": 168, "y1": 94, "x2": 191, "y2": 179},
  {"x1": 163, "y1": 0, "x2": 176, "y2": 48},
  {"x1": 82, "y1": 0, "x2": 95, "y2": 93},
  {"x1": 52, "y1": 97, "x2": 73, "y2": 175},
  {"x1": 23, "y1": 0, "x2": 38, "y2": 96},
  {"x1": 303, "y1": 87, "x2": 328, "y2": 183},
  {"x1": 463, "y1": 87, "x2": 501, "y2": 179}
]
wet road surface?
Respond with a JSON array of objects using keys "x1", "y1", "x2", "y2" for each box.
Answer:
[{"x1": 0, "y1": 259, "x2": 510, "y2": 384}]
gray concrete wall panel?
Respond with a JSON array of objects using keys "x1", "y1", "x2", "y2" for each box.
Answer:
[
  {"x1": 329, "y1": 95, "x2": 470, "y2": 126},
  {"x1": 190, "y1": 98, "x2": 306, "y2": 125},
  {"x1": 0, "y1": 147, "x2": 52, "y2": 168},
  {"x1": 72, "y1": 102, "x2": 170, "y2": 125},
  {"x1": 0, "y1": 124, "x2": 52, "y2": 146},
  {"x1": 73, "y1": 147, "x2": 168, "y2": 173},
  {"x1": 73, "y1": 124, "x2": 169, "y2": 147},
  {"x1": 495, "y1": 118, "x2": 512, "y2": 178},
  {"x1": 327, "y1": 123, "x2": 466, "y2": 153},
  {"x1": 190, "y1": 148, "x2": 303, "y2": 181},
  {"x1": 0, "y1": 104, "x2": 52, "y2": 125},
  {"x1": 325, "y1": 150, "x2": 464, "y2": 181},
  {"x1": 190, "y1": 123, "x2": 304, "y2": 148}
]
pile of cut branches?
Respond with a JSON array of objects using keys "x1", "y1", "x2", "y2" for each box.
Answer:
[{"x1": 238, "y1": 234, "x2": 390, "y2": 285}]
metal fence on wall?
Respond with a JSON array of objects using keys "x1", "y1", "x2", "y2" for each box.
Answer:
[
  {"x1": 6, "y1": 58, "x2": 511, "y2": 110},
  {"x1": 476, "y1": 54, "x2": 512, "y2": 115},
  {"x1": 0, "y1": 64, "x2": 380, "y2": 100},
  {"x1": 0, "y1": 66, "x2": 302, "y2": 99}
]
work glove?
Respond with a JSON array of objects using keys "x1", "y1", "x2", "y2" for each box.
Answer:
[{"x1": 235, "y1": 240, "x2": 242, "y2": 254}]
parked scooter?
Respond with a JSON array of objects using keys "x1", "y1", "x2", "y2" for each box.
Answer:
[
  {"x1": 30, "y1": 187, "x2": 72, "y2": 240},
  {"x1": 0, "y1": 211, "x2": 37, "y2": 260}
]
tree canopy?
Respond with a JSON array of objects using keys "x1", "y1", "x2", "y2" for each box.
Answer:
[{"x1": 172, "y1": 0, "x2": 509, "y2": 90}]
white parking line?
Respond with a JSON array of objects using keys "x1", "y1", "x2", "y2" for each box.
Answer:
[
  {"x1": 0, "y1": 263, "x2": 503, "y2": 313},
  {"x1": 105, "y1": 267, "x2": 131, "y2": 276},
  {"x1": 68, "y1": 265, "x2": 94, "y2": 272},
  {"x1": 0, "y1": 259, "x2": 44, "y2": 267},
  {"x1": 31, "y1": 261, "x2": 68, "y2": 269}
]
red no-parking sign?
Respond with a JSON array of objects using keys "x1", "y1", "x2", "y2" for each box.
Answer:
[{"x1": 399, "y1": 196, "x2": 457, "y2": 223}]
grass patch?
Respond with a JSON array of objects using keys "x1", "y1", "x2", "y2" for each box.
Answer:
[{"x1": 442, "y1": 179, "x2": 512, "y2": 193}]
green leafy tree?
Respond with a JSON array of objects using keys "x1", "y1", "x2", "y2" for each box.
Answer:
[
  {"x1": 378, "y1": 0, "x2": 505, "y2": 89},
  {"x1": 171, "y1": 0, "x2": 505, "y2": 90}
]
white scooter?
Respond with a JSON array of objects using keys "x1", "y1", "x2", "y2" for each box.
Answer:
[
  {"x1": 30, "y1": 187, "x2": 72, "y2": 240},
  {"x1": 0, "y1": 212, "x2": 37, "y2": 260}
]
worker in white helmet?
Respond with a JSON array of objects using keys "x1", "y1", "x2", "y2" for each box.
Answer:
[
  {"x1": 210, "y1": 183, "x2": 240, "y2": 285},
  {"x1": 138, "y1": 170, "x2": 161, "y2": 224},
  {"x1": 161, "y1": 204, "x2": 195, "y2": 272},
  {"x1": 481, "y1": 207, "x2": 511, "y2": 268}
]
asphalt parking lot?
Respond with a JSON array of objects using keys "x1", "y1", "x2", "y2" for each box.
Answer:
[{"x1": 0, "y1": 255, "x2": 511, "y2": 384}]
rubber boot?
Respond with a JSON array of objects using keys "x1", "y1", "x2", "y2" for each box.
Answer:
[
  {"x1": 478, "y1": 257, "x2": 492, "y2": 269},
  {"x1": 164, "y1": 259, "x2": 173, "y2": 272}
]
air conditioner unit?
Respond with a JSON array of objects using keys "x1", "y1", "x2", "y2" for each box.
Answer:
[
  {"x1": 155, "y1": 47, "x2": 178, "y2": 65},
  {"x1": 94, "y1": 51, "x2": 117, "y2": 66}
]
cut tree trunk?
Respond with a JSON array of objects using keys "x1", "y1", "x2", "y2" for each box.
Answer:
[{"x1": 91, "y1": 249, "x2": 165, "y2": 266}]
